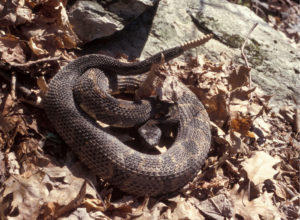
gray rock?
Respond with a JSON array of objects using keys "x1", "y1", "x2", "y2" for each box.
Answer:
[
  {"x1": 106, "y1": 0, "x2": 157, "y2": 20},
  {"x1": 69, "y1": 1, "x2": 124, "y2": 43},
  {"x1": 188, "y1": 0, "x2": 300, "y2": 107},
  {"x1": 85, "y1": 0, "x2": 299, "y2": 107},
  {"x1": 68, "y1": 0, "x2": 158, "y2": 43}
]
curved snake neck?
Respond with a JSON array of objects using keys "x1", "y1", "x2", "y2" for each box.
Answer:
[{"x1": 43, "y1": 36, "x2": 212, "y2": 196}]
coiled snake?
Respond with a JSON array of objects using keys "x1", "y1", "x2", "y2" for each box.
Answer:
[{"x1": 43, "y1": 36, "x2": 212, "y2": 196}]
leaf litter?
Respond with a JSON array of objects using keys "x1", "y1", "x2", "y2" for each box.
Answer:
[{"x1": 0, "y1": 1, "x2": 299, "y2": 220}]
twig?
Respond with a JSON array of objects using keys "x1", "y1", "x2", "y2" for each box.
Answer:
[
  {"x1": 241, "y1": 23, "x2": 258, "y2": 101},
  {"x1": 9, "y1": 56, "x2": 60, "y2": 68},
  {"x1": 292, "y1": 96, "x2": 300, "y2": 136},
  {"x1": 11, "y1": 72, "x2": 16, "y2": 100},
  {"x1": 241, "y1": 23, "x2": 258, "y2": 69}
]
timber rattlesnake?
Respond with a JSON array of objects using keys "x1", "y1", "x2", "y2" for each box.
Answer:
[{"x1": 43, "y1": 35, "x2": 212, "y2": 196}]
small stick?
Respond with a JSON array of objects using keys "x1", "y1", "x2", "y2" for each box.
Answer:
[
  {"x1": 241, "y1": 23, "x2": 258, "y2": 100},
  {"x1": 292, "y1": 96, "x2": 300, "y2": 136},
  {"x1": 9, "y1": 56, "x2": 60, "y2": 68},
  {"x1": 11, "y1": 72, "x2": 16, "y2": 100},
  {"x1": 241, "y1": 23, "x2": 258, "y2": 69}
]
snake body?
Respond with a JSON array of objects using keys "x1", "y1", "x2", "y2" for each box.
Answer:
[{"x1": 43, "y1": 36, "x2": 212, "y2": 196}]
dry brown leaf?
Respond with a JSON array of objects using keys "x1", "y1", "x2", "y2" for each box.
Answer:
[
  {"x1": 192, "y1": 87, "x2": 230, "y2": 128},
  {"x1": 60, "y1": 33, "x2": 77, "y2": 49},
  {"x1": 197, "y1": 194, "x2": 234, "y2": 219},
  {"x1": 158, "y1": 75, "x2": 187, "y2": 103},
  {"x1": 0, "y1": 174, "x2": 49, "y2": 219},
  {"x1": 241, "y1": 151, "x2": 281, "y2": 185},
  {"x1": 230, "y1": 86, "x2": 256, "y2": 102},
  {"x1": 29, "y1": 37, "x2": 48, "y2": 56},
  {"x1": 228, "y1": 65, "x2": 250, "y2": 91},
  {"x1": 0, "y1": 34, "x2": 27, "y2": 64},
  {"x1": 0, "y1": 0, "x2": 79, "y2": 62},
  {"x1": 37, "y1": 76, "x2": 48, "y2": 95},
  {"x1": 1, "y1": 94, "x2": 39, "y2": 152},
  {"x1": 22, "y1": 113, "x2": 39, "y2": 135},
  {"x1": 39, "y1": 202, "x2": 57, "y2": 220},
  {"x1": 0, "y1": 165, "x2": 100, "y2": 219},
  {"x1": 0, "y1": 1, "x2": 19, "y2": 26},
  {"x1": 228, "y1": 130, "x2": 254, "y2": 156},
  {"x1": 16, "y1": 5, "x2": 33, "y2": 25},
  {"x1": 253, "y1": 87, "x2": 272, "y2": 104},
  {"x1": 247, "y1": 101, "x2": 265, "y2": 117},
  {"x1": 0, "y1": 113, "x2": 14, "y2": 134},
  {"x1": 135, "y1": 60, "x2": 164, "y2": 100},
  {"x1": 253, "y1": 117, "x2": 271, "y2": 137},
  {"x1": 231, "y1": 115, "x2": 255, "y2": 138},
  {"x1": 279, "y1": 106, "x2": 295, "y2": 124},
  {"x1": 229, "y1": 184, "x2": 284, "y2": 219},
  {"x1": 53, "y1": 181, "x2": 87, "y2": 219},
  {"x1": 84, "y1": 198, "x2": 106, "y2": 212},
  {"x1": 136, "y1": 201, "x2": 168, "y2": 220},
  {"x1": 64, "y1": 207, "x2": 108, "y2": 220},
  {"x1": 219, "y1": 52, "x2": 234, "y2": 72},
  {"x1": 230, "y1": 100, "x2": 250, "y2": 117},
  {"x1": 0, "y1": 151, "x2": 5, "y2": 178},
  {"x1": 273, "y1": 182, "x2": 287, "y2": 200},
  {"x1": 6, "y1": 152, "x2": 20, "y2": 175},
  {"x1": 169, "y1": 197, "x2": 205, "y2": 220},
  {"x1": 108, "y1": 196, "x2": 134, "y2": 218}
]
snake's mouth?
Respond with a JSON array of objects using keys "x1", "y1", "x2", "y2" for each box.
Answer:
[{"x1": 109, "y1": 120, "x2": 178, "y2": 155}]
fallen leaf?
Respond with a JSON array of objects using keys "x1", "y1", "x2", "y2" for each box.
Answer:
[
  {"x1": 158, "y1": 75, "x2": 187, "y2": 103},
  {"x1": 0, "y1": 34, "x2": 27, "y2": 64},
  {"x1": 273, "y1": 182, "x2": 287, "y2": 200},
  {"x1": 37, "y1": 76, "x2": 48, "y2": 94},
  {"x1": 107, "y1": 196, "x2": 134, "y2": 218},
  {"x1": 241, "y1": 151, "x2": 281, "y2": 185},
  {"x1": 0, "y1": 165, "x2": 99, "y2": 219},
  {"x1": 6, "y1": 152, "x2": 20, "y2": 175},
  {"x1": 171, "y1": 197, "x2": 205, "y2": 220},
  {"x1": 228, "y1": 65, "x2": 250, "y2": 90},
  {"x1": 29, "y1": 37, "x2": 48, "y2": 56},
  {"x1": 16, "y1": 5, "x2": 33, "y2": 25},
  {"x1": 231, "y1": 115, "x2": 255, "y2": 138},
  {"x1": 229, "y1": 184, "x2": 284, "y2": 219},
  {"x1": 53, "y1": 181, "x2": 87, "y2": 219},
  {"x1": 197, "y1": 194, "x2": 234, "y2": 219},
  {"x1": 0, "y1": 175, "x2": 49, "y2": 219}
]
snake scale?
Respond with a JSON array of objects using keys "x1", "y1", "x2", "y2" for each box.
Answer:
[{"x1": 43, "y1": 35, "x2": 212, "y2": 196}]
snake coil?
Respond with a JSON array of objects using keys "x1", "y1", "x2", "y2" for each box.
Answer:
[{"x1": 43, "y1": 36, "x2": 212, "y2": 196}]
